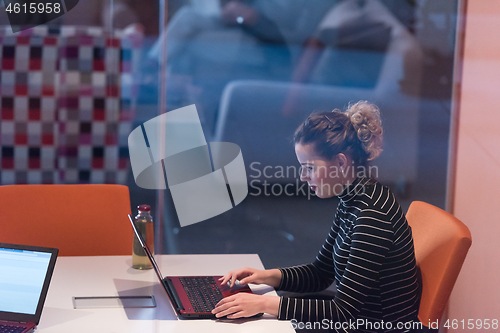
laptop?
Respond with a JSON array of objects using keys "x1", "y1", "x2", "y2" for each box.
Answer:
[
  {"x1": 128, "y1": 214, "x2": 261, "y2": 319},
  {"x1": 0, "y1": 243, "x2": 58, "y2": 333}
]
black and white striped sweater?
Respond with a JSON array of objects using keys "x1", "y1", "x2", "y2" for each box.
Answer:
[{"x1": 277, "y1": 178, "x2": 421, "y2": 332}]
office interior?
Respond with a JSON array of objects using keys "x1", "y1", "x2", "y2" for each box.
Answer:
[{"x1": 0, "y1": 0, "x2": 497, "y2": 330}]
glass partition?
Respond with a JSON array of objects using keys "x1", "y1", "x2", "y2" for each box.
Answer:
[
  {"x1": 146, "y1": 0, "x2": 459, "y2": 268},
  {"x1": 0, "y1": 0, "x2": 459, "y2": 269}
]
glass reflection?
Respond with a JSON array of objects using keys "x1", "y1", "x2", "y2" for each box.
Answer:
[
  {"x1": 145, "y1": 0, "x2": 457, "y2": 268},
  {"x1": 0, "y1": 0, "x2": 458, "y2": 268}
]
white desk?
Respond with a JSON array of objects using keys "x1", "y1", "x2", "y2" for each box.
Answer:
[{"x1": 39, "y1": 254, "x2": 294, "y2": 333}]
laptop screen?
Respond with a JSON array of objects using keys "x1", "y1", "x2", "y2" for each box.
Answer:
[
  {"x1": 0, "y1": 248, "x2": 52, "y2": 314},
  {"x1": 0, "y1": 243, "x2": 58, "y2": 324}
]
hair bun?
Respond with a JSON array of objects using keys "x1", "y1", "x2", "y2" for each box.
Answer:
[{"x1": 345, "y1": 101, "x2": 383, "y2": 160}]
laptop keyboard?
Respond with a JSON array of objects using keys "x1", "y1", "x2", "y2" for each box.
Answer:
[
  {"x1": 0, "y1": 324, "x2": 27, "y2": 333},
  {"x1": 179, "y1": 276, "x2": 223, "y2": 313}
]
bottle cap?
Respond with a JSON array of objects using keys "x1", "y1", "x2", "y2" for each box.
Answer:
[{"x1": 137, "y1": 204, "x2": 151, "y2": 212}]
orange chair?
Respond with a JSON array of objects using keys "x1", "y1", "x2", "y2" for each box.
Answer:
[
  {"x1": 0, "y1": 184, "x2": 133, "y2": 256},
  {"x1": 406, "y1": 201, "x2": 472, "y2": 328}
]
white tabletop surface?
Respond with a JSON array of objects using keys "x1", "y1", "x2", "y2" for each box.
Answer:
[{"x1": 38, "y1": 254, "x2": 294, "y2": 333}]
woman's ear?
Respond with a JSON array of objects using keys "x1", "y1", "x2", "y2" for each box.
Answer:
[{"x1": 337, "y1": 153, "x2": 348, "y2": 170}]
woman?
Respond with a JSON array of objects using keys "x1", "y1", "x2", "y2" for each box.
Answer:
[{"x1": 212, "y1": 101, "x2": 421, "y2": 332}]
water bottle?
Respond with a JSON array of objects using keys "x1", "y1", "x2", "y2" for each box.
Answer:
[{"x1": 132, "y1": 204, "x2": 154, "y2": 270}]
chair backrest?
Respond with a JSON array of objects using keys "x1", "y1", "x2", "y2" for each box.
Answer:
[
  {"x1": 56, "y1": 26, "x2": 142, "y2": 184},
  {"x1": 214, "y1": 80, "x2": 375, "y2": 185},
  {"x1": 406, "y1": 201, "x2": 472, "y2": 325},
  {"x1": 0, "y1": 184, "x2": 133, "y2": 256},
  {"x1": 0, "y1": 25, "x2": 142, "y2": 185},
  {"x1": 0, "y1": 29, "x2": 59, "y2": 184}
]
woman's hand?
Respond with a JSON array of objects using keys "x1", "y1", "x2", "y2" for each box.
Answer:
[
  {"x1": 212, "y1": 294, "x2": 280, "y2": 319},
  {"x1": 219, "y1": 267, "x2": 281, "y2": 288}
]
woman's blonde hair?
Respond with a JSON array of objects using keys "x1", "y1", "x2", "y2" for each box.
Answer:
[{"x1": 294, "y1": 100, "x2": 383, "y2": 166}]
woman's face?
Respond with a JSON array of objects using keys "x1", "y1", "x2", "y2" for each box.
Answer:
[{"x1": 295, "y1": 143, "x2": 344, "y2": 198}]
